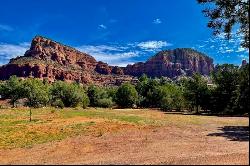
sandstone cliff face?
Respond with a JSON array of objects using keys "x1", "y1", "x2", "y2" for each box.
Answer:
[
  {"x1": 124, "y1": 48, "x2": 214, "y2": 78},
  {"x1": 24, "y1": 36, "x2": 98, "y2": 71},
  {"x1": 0, "y1": 36, "x2": 133, "y2": 85},
  {"x1": 0, "y1": 36, "x2": 214, "y2": 85}
]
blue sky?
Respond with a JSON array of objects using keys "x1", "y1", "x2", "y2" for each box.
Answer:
[{"x1": 0, "y1": 0, "x2": 249, "y2": 66}]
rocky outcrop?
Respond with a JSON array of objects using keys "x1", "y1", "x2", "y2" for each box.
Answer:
[
  {"x1": 24, "y1": 36, "x2": 98, "y2": 70},
  {"x1": 0, "y1": 36, "x2": 214, "y2": 85},
  {"x1": 124, "y1": 48, "x2": 214, "y2": 78}
]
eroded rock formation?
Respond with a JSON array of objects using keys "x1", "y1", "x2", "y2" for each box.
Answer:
[{"x1": 0, "y1": 36, "x2": 214, "y2": 85}]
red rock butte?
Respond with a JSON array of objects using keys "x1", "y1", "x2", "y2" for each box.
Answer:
[{"x1": 0, "y1": 36, "x2": 214, "y2": 85}]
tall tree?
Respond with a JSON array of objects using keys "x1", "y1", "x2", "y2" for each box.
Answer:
[
  {"x1": 211, "y1": 64, "x2": 240, "y2": 113},
  {"x1": 183, "y1": 74, "x2": 210, "y2": 114},
  {"x1": 23, "y1": 78, "x2": 50, "y2": 108},
  {"x1": 198, "y1": 0, "x2": 249, "y2": 48},
  {"x1": 235, "y1": 63, "x2": 249, "y2": 113}
]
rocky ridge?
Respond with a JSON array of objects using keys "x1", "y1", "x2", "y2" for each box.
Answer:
[{"x1": 0, "y1": 36, "x2": 214, "y2": 85}]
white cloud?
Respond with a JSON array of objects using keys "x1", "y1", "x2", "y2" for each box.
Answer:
[
  {"x1": 137, "y1": 41, "x2": 172, "y2": 50},
  {"x1": 98, "y1": 24, "x2": 107, "y2": 29},
  {"x1": 0, "y1": 24, "x2": 13, "y2": 31},
  {"x1": 237, "y1": 54, "x2": 249, "y2": 60},
  {"x1": 0, "y1": 43, "x2": 29, "y2": 65},
  {"x1": 236, "y1": 47, "x2": 247, "y2": 52},
  {"x1": 77, "y1": 44, "x2": 140, "y2": 66},
  {"x1": 76, "y1": 40, "x2": 172, "y2": 66},
  {"x1": 153, "y1": 18, "x2": 162, "y2": 24}
]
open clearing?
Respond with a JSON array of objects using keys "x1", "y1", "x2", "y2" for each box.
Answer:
[{"x1": 0, "y1": 107, "x2": 248, "y2": 165}]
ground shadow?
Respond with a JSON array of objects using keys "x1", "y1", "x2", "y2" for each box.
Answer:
[{"x1": 207, "y1": 126, "x2": 249, "y2": 142}]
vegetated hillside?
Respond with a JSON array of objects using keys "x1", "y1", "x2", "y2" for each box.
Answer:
[{"x1": 0, "y1": 36, "x2": 214, "y2": 85}]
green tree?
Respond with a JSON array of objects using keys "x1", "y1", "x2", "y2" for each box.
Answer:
[
  {"x1": 136, "y1": 75, "x2": 161, "y2": 107},
  {"x1": 0, "y1": 76, "x2": 25, "y2": 107},
  {"x1": 23, "y1": 78, "x2": 50, "y2": 108},
  {"x1": 210, "y1": 64, "x2": 239, "y2": 114},
  {"x1": 198, "y1": 0, "x2": 249, "y2": 48},
  {"x1": 158, "y1": 84, "x2": 185, "y2": 111},
  {"x1": 235, "y1": 64, "x2": 249, "y2": 114},
  {"x1": 87, "y1": 85, "x2": 107, "y2": 106},
  {"x1": 87, "y1": 85, "x2": 113, "y2": 108},
  {"x1": 183, "y1": 74, "x2": 210, "y2": 114},
  {"x1": 50, "y1": 81, "x2": 89, "y2": 108},
  {"x1": 115, "y1": 83, "x2": 138, "y2": 108}
]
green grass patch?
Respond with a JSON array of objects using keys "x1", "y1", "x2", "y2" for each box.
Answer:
[{"x1": 0, "y1": 107, "x2": 248, "y2": 149}]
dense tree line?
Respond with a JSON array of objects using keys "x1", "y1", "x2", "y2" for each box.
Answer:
[{"x1": 0, "y1": 63, "x2": 248, "y2": 115}]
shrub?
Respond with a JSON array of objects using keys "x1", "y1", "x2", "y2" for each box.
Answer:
[
  {"x1": 81, "y1": 93, "x2": 90, "y2": 109},
  {"x1": 96, "y1": 98, "x2": 113, "y2": 108},
  {"x1": 51, "y1": 99, "x2": 64, "y2": 109}
]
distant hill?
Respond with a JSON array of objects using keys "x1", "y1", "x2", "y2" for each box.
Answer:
[{"x1": 0, "y1": 36, "x2": 214, "y2": 85}]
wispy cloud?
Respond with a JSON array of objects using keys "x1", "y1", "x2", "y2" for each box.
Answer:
[
  {"x1": 0, "y1": 43, "x2": 29, "y2": 65},
  {"x1": 137, "y1": 41, "x2": 172, "y2": 51},
  {"x1": 77, "y1": 44, "x2": 139, "y2": 66},
  {"x1": 0, "y1": 24, "x2": 13, "y2": 31},
  {"x1": 98, "y1": 24, "x2": 107, "y2": 29},
  {"x1": 77, "y1": 40, "x2": 172, "y2": 66},
  {"x1": 194, "y1": 32, "x2": 249, "y2": 65},
  {"x1": 153, "y1": 18, "x2": 162, "y2": 24}
]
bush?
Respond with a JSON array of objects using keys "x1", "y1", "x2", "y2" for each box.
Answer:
[
  {"x1": 51, "y1": 99, "x2": 64, "y2": 109},
  {"x1": 81, "y1": 93, "x2": 90, "y2": 109},
  {"x1": 96, "y1": 98, "x2": 113, "y2": 108},
  {"x1": 115, "y1": 83, "x2": 138, "y2": 108}
]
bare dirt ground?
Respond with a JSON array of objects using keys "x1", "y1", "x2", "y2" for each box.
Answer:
[{"x1": 0, "y1": 110, "x2": 248, "y2": 165}]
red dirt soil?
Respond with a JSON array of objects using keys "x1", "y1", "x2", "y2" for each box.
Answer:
[{"x1": 0, "y1": 120, "x2": 248, "y2": 165}]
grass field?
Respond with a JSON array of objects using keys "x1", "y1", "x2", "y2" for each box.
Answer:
[{"x1": 0, "y1": 107, "x2": 249, "y2": 164}]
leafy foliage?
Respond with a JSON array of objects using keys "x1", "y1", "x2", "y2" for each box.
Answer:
[
  {"x1": 87, "y1": 85, "x2": 114, "y2": 108},
  {"x1": 115, "y1": 83, "x2": 138, "y2": 108},
  {"x1": 198, "y1": 0, "x2": 249, "y2": 48},
  {"x1": 0, "y1": 66, "x2": 248, "y2": 115},
  {"x1": 210, "y1": 64, "x2": 239, "y2": 114},
  {"x1": 236, "y1": 64, "x2": 249, "y2": 113},
  {"x1": 183, "y1": 74, "x2": 210, "y2": 114},
  {"x1": 0, "y1": 76, "x2": 25, "y2": 107},
  {"x1": 158, "y1": 84, "x2": 185, "y2": 111},
  {"x1": 50, "y1": 81, "x2": 89, "y2": 108},
  {"x1": 23, "y1": 78, "x2": 50, "y2": 108}
]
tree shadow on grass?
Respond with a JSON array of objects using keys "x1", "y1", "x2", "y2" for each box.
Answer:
[{"x1": 207, "y1": 126, "x2": 249, "y2": 142}]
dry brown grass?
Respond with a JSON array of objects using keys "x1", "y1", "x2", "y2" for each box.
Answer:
[{"x1": 0, "y1": 107, "x2": 248, "y2": 165}]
